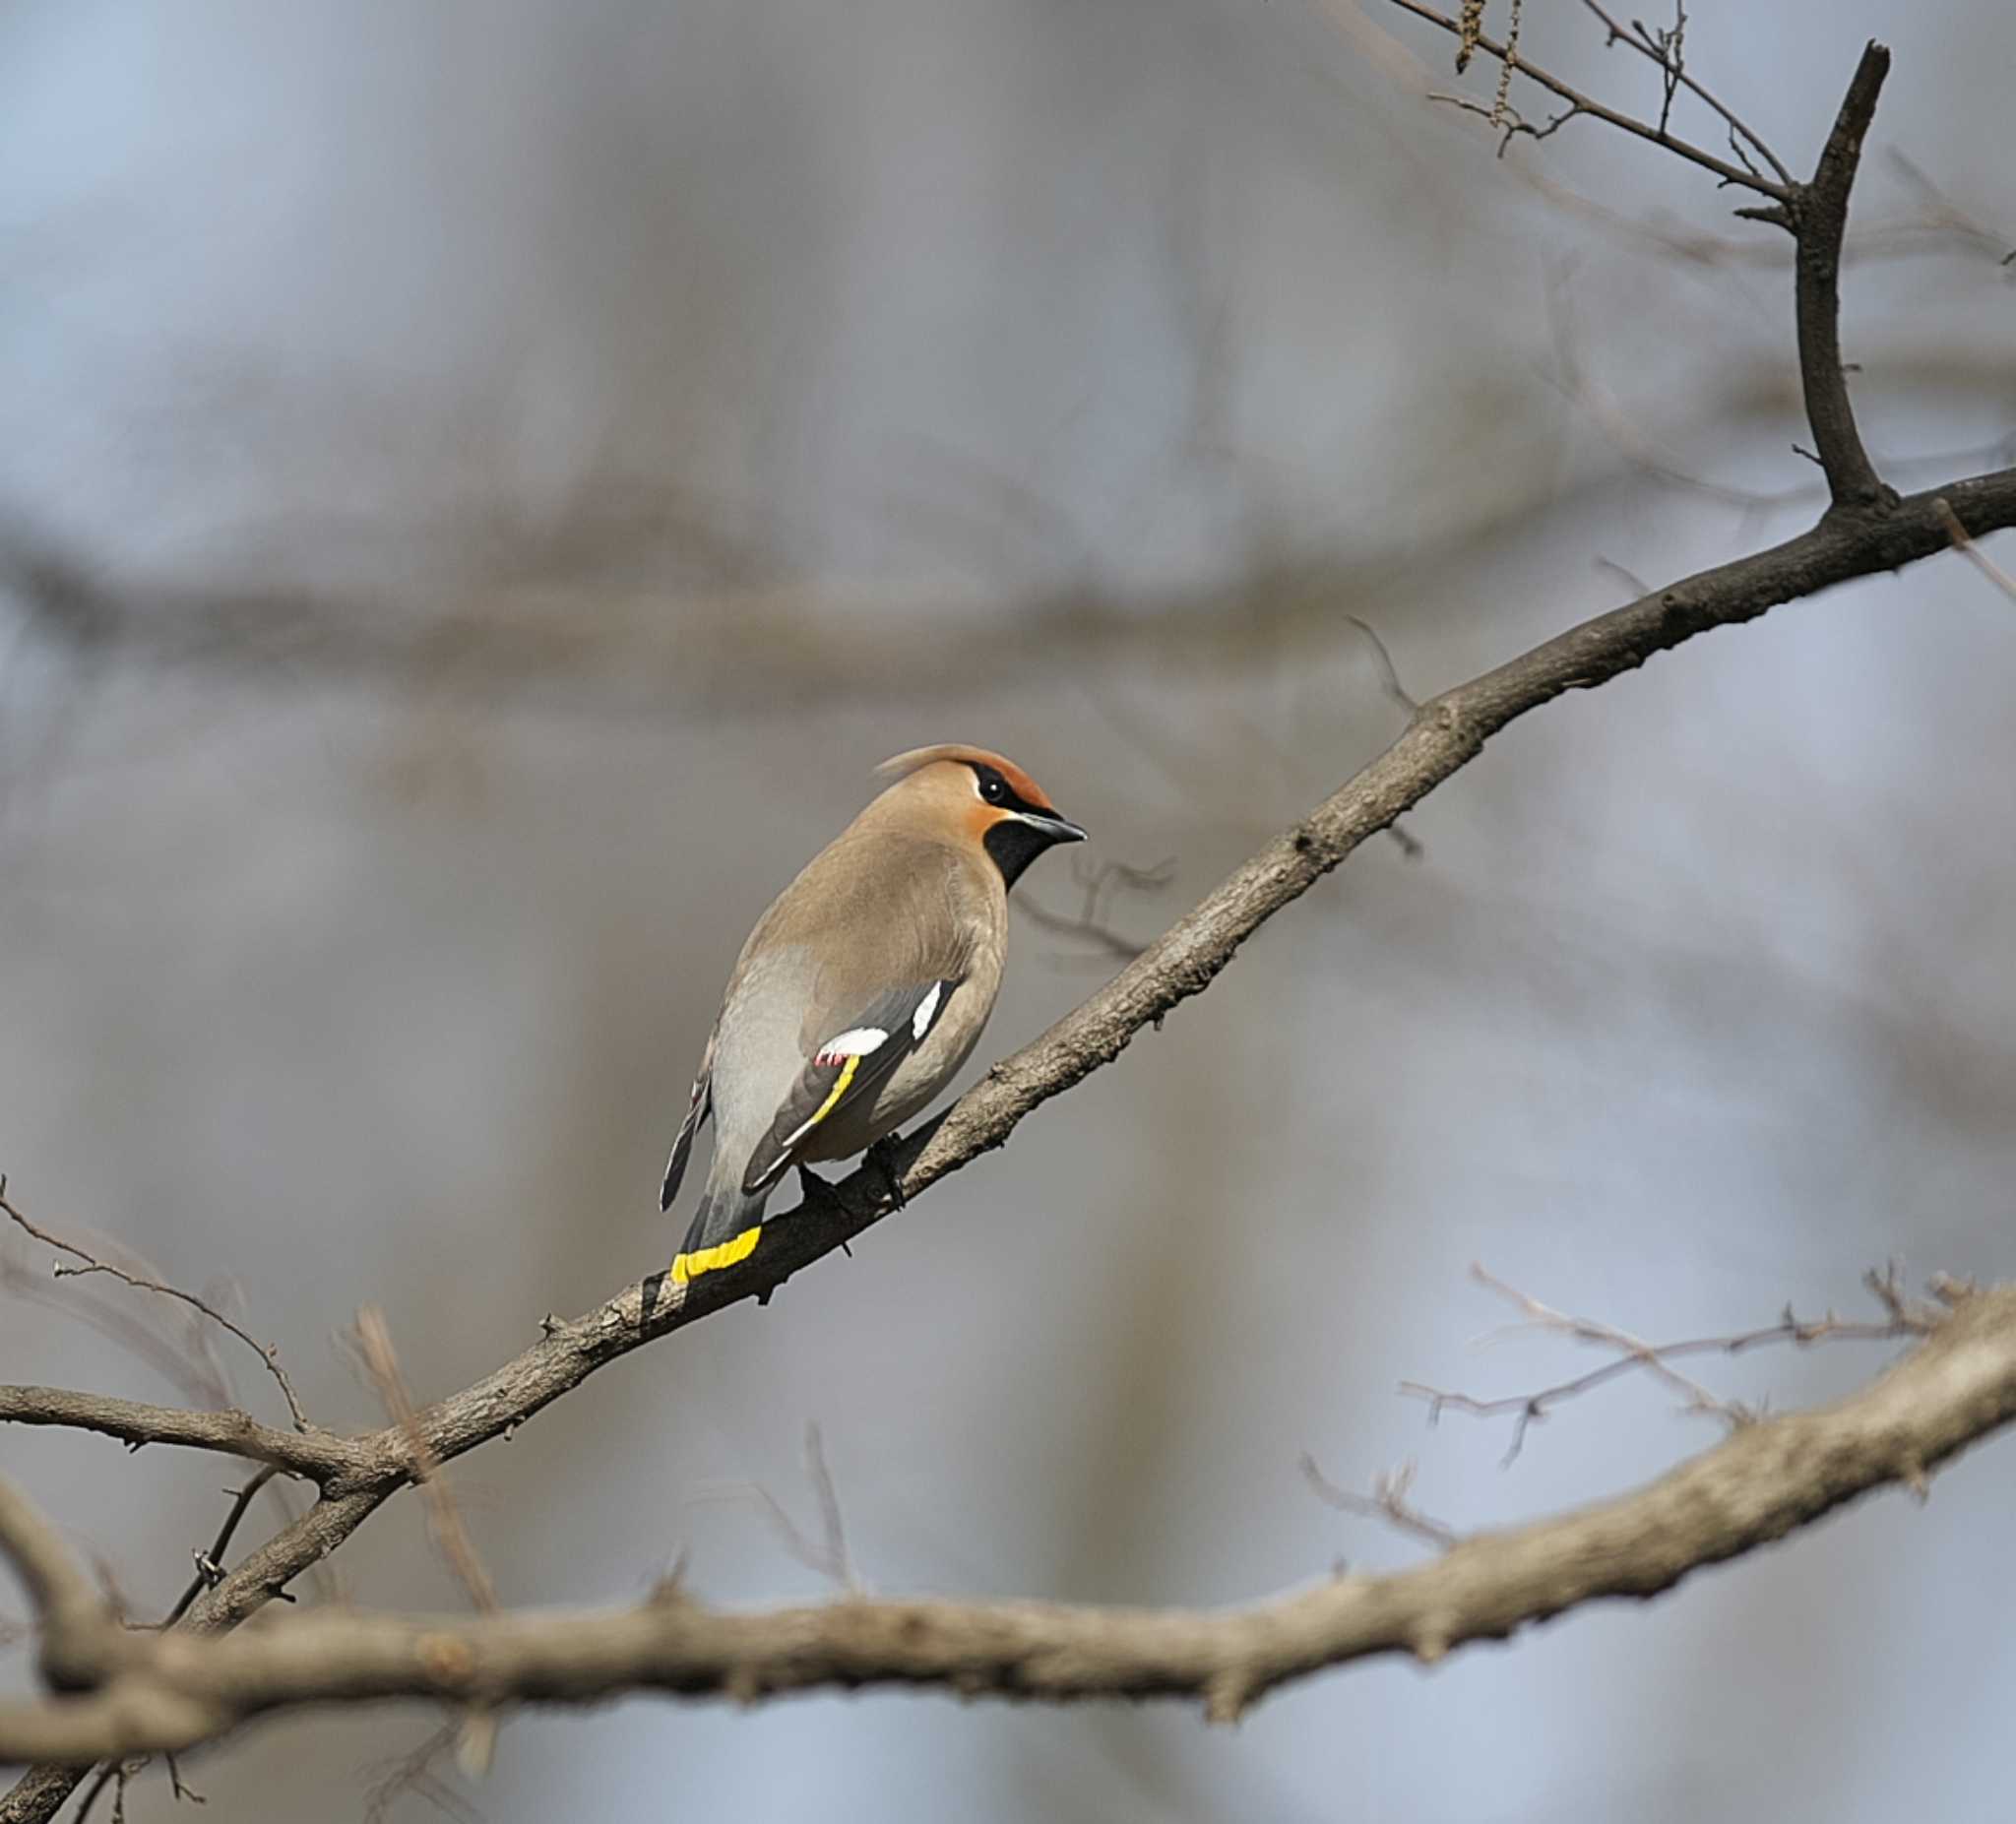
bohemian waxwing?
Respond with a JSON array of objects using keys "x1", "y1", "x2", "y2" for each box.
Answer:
[{"x1": 661, "y1": 744, "x2": 1087, "y2": 1286}]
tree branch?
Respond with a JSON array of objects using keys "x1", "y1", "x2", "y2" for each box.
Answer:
[
  {"x1": 160, "y1": 1469, "x2": 282, "y2": 1630},
  {"x1": 0, "y1": 1483, "x2": 104, "y2": 1674},
  {"x1": 0, "y1": 1284, "x2": 2009, "y2": 1760},
  {"x1": 1379, "y1": 10, "x2": 1895, "y2": 513},
  {"x1": 1787, "y1": 42, "x2": 1895, "y2": 509},
  {"x1": 1381, "y1": 0, "x2": 1795, "y2": 199},
  {"x1": 1575, "y1": 0, "x2": 1794, "y2": 186},
  {"x1": 0, "y1": 1387, "x2": 367, "y2": 1486},
  {"x1": 1401, "y1": 1263, "x2": 1928, "y2": 1464}
]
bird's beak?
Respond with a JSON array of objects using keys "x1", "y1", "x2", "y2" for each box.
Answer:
[{"x1": 1016, "y1": 810, "x2": 1088, "y2": 846}]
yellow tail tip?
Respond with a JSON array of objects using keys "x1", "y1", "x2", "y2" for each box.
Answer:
[{"x1": 670, "y1": 1225, "x2": 763, "y2": 1287}]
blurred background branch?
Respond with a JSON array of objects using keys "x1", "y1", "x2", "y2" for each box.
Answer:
[{"x1": 3, "y1": 1278, "x2": 2011, "y2": 1758}]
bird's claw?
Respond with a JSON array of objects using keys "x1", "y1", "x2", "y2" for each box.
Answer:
[
  {"x1": 865, "y1": 1135, "x2": 908, "y2": 1210},
  {"x1": 796, "y1": 1162, "x2": 844, "y2": 1217}
]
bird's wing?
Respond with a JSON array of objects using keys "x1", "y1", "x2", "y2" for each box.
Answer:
[
  {"x1": 659, "y1": 1024, "x2": 718, "y2": 1212},
  {"x1": 739, "y1": 976, "x2": 962, "y2": 1196}
]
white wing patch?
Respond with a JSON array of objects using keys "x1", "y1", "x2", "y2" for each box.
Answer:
[
  {"x1": 912, "y1": 981, "x2": 944, "y2": 1040},
  {"x1": 814, "y1": 1026, "x2": 889, "y2": 1065}
]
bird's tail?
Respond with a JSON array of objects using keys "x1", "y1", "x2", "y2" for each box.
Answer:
[{"x1": 670, "y1": 1181, "x2": 768, "y2": 1288}]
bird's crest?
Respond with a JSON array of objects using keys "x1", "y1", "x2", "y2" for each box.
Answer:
[{"x1": 875, "y1": 744, "x2": 1054, "y2": 811}]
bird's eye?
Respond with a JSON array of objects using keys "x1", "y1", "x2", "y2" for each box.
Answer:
[{"x1": 976, "y1": 768, "x2": 1008, "y2": 804}]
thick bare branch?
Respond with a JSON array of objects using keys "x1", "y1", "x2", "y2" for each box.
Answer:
[
  {"x1": 0, "y1": 1284, "x2": 2009, "y2": 1760},
  {"x1": 0, "y1": 1387, "x2": 366, "y2": 1486},
  {"x1": 0, "y1": 1482, "x2": 103, "y2": 1662},
  {"x1": 1786, "y1": 42, "x2": 1895, "y2": 509}
]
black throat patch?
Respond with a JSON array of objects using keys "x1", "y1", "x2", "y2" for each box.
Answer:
[{"x1": 983, "y1": 816, "x2": 1058, "y2": 889}]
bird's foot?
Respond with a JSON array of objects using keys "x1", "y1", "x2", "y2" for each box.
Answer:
[
  {"x1": 796, "y1": 1162, "x2": 846, "y2": 1219},
  {"x1": 864, "y1": 1134, "x2": 909, "y2": 1210},
  {"x1": 795, "y1": 1163, "x2": 856, "y2": 1263}
]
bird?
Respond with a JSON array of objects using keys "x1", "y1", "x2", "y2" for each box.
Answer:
[{"x1": 661, "y1": 744, "x2": 1087, "y2": 1288}]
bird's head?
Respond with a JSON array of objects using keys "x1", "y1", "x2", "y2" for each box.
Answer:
[{"x1": 873, "y1": 744, "x2": 1087, "y2": 888}]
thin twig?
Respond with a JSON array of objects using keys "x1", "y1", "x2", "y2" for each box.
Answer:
[
  {"x1": 1470, "y1": 1263, "x2": 1745, "y2": 1410},
  {"x1": 1338, "y1": 3, "x2": 1983, "y2": 282},
  {"x1": 0, "y1": 1247, "x2": 232, "y2": 1416},
  {"x1": 694, "y1": 1423, "x2": 861, "y2": 1593},
  {"x1": 1401, "y1": 1264, "x2": 1924, "y2": 1463},
  {"x1": 351, "y1": 1308, "x2": 498, "y2": 1615},
  {"x1": 160, "y1": 1470, "x2": 282, "y2": 1630},
  {"x1": 1428, "y1": 89, "x2": 1587, "y2": 158},
  {"x1": 72, "y1": 1767, "x2": 119, "y2": 1824},
  {"x1": 1544, "y1": 272, "x2": 1818, "y2": 512},
  {"x1": 65, "y1": 1471, "x2": 287, "y2": 1823},
  {"x1": 1384, "y1": 0, "x2": 1795, "y2": 199},
  {"x1": 353, "y1": 1307, "x2": 502, "y2": 1783},
  {"x1": 1594, "y1": 556, "x2": 1652, "y2": 596},
  {"x1": 1018, "y1": 855, "x2": 1174, "y2": 963},
  {"x1": 1884, "y1": 150, "x2": 2016, "y2": 269},
  {"x1": 1576, "y1": 0, "x2": 1793, "y2": 184},
  {"x1": 1344, "y1": 612, "x2": 1428, "y2": 853},
  {"x1": 361, "y1": 1722, "x2": 483, "y2": 1824},
  {"x1": 0, "y1": 1183, "x2": 308, "y2": 1431},
  {"x1": 1934, "y1": 496, "x2": 2016, "y2": 602},
  {"x1": 1652, "y1": 1, "x2": 1682, "y2": 141},
  {"x1": 1299, "y1": 1454, "x2": 1457, "y2": 1549},
  {"x1": 1346, "y1": 616, "x2": 1421, "y2": 716},
  {"x1": 802, "y1": 1425, "x2": 855, "y2": 1595},
  {"x1": 163, "y1": 1756, "x2": 204, "y2": 1808},
  {"x1": 1861, "y1": 1262, "x2": 1948, "y2": 1334}
]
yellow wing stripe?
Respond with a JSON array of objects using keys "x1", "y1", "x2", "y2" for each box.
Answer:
[
  {"x1": 671, "y1": 1224, "x2": 762, "y2": 1286},
  {"x1": 672, "y1": 1052, "x2": 865, "y2": 1286},
  {"x1": 805, "y1": 1051, "x2": 861, "y2": 1131}
]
